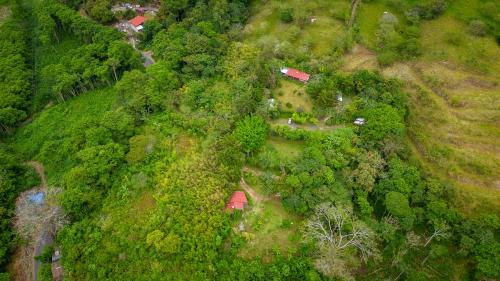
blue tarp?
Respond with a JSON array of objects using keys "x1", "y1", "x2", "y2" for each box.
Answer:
[{"x1": 28, "y1": 192, "x2": 45, "y2": 204}]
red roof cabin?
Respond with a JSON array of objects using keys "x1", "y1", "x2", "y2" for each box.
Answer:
[
  {"x1": 225, "y1": 191, "x2": 248, "y2": 213},
  {"x1": 128, "y1": 16, "x2": 145, "y2": 32},
  {"x1": 280, "y1": 67, "x2": 310, "y2": 83}
]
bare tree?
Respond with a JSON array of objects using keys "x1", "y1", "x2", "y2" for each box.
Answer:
[
  {"x1": 424, "y1": 223, "x2": 449, "y2": 247},
  {"x1": 304, "y1": 203, "x2": 377, "y2": 260}
]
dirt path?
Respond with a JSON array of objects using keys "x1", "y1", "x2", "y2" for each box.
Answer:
[
  {"x1": 13, "y1": 161, "x2": 63, "y2": 281},
  {"x1": 269, "y1": 118, "x2": 343, "y2": 131},
  {"x1": 27, "y1": 161, "x2": 47, "y2": 188},
  {"x1": 26, "y1": 161, "x2": 49, "y2": 281},
  {"x1": 240, "y1": 177, "x2": 265, "y2": 204}
]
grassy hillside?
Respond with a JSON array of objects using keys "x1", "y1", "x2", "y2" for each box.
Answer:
[
  {"x1": 4, "y1": 0, "x2": 499, "y2": 280},
  {"x1": 244, "y1": 0, "x2": 499, "y2": 215}
]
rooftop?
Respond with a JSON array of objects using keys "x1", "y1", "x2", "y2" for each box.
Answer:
[{"x1": 128, "y1": 16, "x2": 145, "y2": 27}]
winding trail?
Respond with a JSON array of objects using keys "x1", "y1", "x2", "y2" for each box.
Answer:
[
  {"x1": 27, "y1": 161, "x2": 49, "y2": 281},
  {"x1": 27, "y1": 161, "x2": 47, "y2": 188},
  {"x1": 240, "y1": 177, "x2": 265, "y2": 204}
]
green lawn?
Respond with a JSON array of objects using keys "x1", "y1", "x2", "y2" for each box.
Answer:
[
  {"x1": 243, "y1": 0, "x2": 348, "y2": 57},
  {"x1": 267, "y1": 136, "x2": 303, "y2": 159},
  {"x1": 274, "y1": 79, "x2": 312, "y2": 112},
  {"x1": 357, "y1": 1, "x2": 388, "y2": 47},
  {"x1": 237, "y1": 172, "x2": 301, "y2": 261}
]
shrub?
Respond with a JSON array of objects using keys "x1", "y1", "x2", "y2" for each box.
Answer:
[
  {"x1": 279, "y1": 7, "x2": 294, "y2": 23},
  {"x1": 35, "y1": 245, "x2": 54, "y2": 263},
  {"x1": 285, "y1": 25, "x2": 301, "y2": 41},
  {"x1": 397, "y1": 38, "x2": 422, "y2": 58},
  {"x1": 410, "y1": 0, "x2": 448, "y2": 20},
  {"x1": 377, "y1": 51, "x2": 398, "y2": 67},
  {"x1": 280, "y1": 219, "x2": 293, "y2": 229},
  {"x1": 468, "y1": 20, "x2": 487, "y2": 37}
]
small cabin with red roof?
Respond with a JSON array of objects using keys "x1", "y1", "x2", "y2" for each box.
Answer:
[
  {"x1": 128, "y1": 16, "x2": 145, "y2": 32},
  {"x1": 225, "y1": 191, "x2": 248, "y2": 213},
  {"x1": 280, "y1": 67, "x2": 310, "y2": 83}
]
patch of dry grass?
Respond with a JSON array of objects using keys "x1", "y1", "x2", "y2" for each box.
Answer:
[
  {"x1": 342, "y1": 41, "x2": 500, "y2": 215},
  {"x1": 343, "y1": 45, "x2": 378, "y2": 71}
]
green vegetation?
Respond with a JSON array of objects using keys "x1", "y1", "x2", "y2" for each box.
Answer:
[
  {"x1": 0, "y1": 0, "x2": 498, "y2": 280},
  {"x1": 0, "y1": 1, "x2": 31, "y2": 131}
]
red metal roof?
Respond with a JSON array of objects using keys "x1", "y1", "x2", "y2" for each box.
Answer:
[
  {"x1": 128, "y1": 16, "x2": 145, "y2": 27},
  {"x1": 225, "y1": 191, "x2": 248, "y2": 213},
  {"x1": 285, "y1": 68, "x2": 310, "y2": 82}
]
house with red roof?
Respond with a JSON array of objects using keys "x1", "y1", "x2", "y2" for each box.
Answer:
[
  {"x1": 128, "y1": 16, "x2": 145, "y2": 32},
  {"x1": 280, "y1": 67, "x2": 310, "y2": 83},
  {"x1": 225, "y1": 191, "x2": 248, "y2": 213}
]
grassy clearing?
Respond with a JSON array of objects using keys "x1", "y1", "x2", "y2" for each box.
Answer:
[
  {"x1": 243, "y1": 0, "x2": 348, "y2": 57},
  {"x1": 274, "y1": 79, "x2": 312, "y2": 112},
  {"x1": 405, "y1": 62, "x2": 500, "y2": 214},
  {"x1": 343, "y1": 44, "x2": 378, "y2": 71},
  {"x1": 357, "y1": 1, "x2": 388, "y2": 47},
  {"x1": 237, "y1": 172, "x2": 301, "y2": 261},
  {"x1": 379, "y1": 60, "x2": 500, "y2": 214},
  {"x1": 11, "y1": 88, "x2": 117, "y2": 183},
  {"x1": 267, "y1": 136, "x2": 303, "y2": 159},
  {"x1": 420, "y1": 15, "x2": 500, "y2": 74}
]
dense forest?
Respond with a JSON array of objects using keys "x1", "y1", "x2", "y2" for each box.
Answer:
[{"x1": 0, "y1": 0, "x2": 498, "y2": 280}]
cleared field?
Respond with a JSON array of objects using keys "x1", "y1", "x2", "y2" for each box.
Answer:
[
  {"x1": 237, "y1": 172, "x2": 301, "y2": 261},
  {"x1": 243, "y1": 0, "x2": 348, "y2": 57},
  {"x1": 357, "y1": 1, "x2": 389, "y2": 47},
  {"x1": 267, "y1": 136, "x2": 303, "y2": 159},
  {"x1": 420, "y1": 15, "x2": 500, "y2": 74},
  {"x1": 405, "y1": 61, "x2": 500, "y2": 214},
  {"x1": 274, "y1": 79, "x2": 312, "y2": 112}
]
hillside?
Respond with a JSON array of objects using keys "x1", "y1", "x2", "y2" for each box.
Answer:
[{"x1": 0, "y1": 0, "x2": 498, "y2": 281}]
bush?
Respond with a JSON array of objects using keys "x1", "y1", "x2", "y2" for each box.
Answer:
[
  {"x1": 279, "y1": 7, "x2": 294, "y2": 23},
  {"x1": 468, "y1": 20, "x2": 487, "y2": 37},
  {"x1": 280, "y1": 219, "x2": 293, "y2": 229},
  {"x1": 377, "y1": 51, "x2": 398, "y2": 67},
  {"x1": 272, "y1": 125, "x2": 310, "y2": 141},
  {"x1": 38, "y1": 263, "x2": 53, "y2": 281},
  {"x1": 409, "y1": 0, "x2": 448, "y2": 20},
  {"x1": 35, "y1": 246, "x2": 54, "y2": 263}
]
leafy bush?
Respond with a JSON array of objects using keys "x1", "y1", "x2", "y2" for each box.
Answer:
[
  {"x1": 272, "y1": 125, "x2": 310, "y2": 141},
  {"x1": 468, "y1": 20, "x2": 487, "y2": 37},
  {"x1": 280, "y1": 219, "x2": 293, "y2": 229},
  {"x1": 234, "y1": 116, "x2": 269, "y2": 155},
  {"x1": 35, "y1": 246, "x2": 54, "y2": 263},
  {"x1": 279, "y1": 7, "x2": 294, "y2": 23},
  {"x1": 408, "y1": 0, "x2": 448, "y2": 21},
  {"x1": 377, "y1": 51, "x2": 398, "y2": 67}
]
